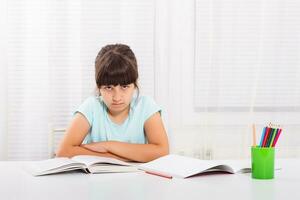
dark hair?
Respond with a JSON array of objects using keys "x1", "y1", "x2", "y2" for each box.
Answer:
[{"x1": 95, "y1": 44, "x2": 139, "y2": 94}]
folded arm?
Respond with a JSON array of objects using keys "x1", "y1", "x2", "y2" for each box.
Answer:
[
  {"x1": 56, "y1": 113, "x2": 128, "y2": 161},
  {"x1": 57, "y1": 145, "x2": 129, "y2": 161},
  {"x1": 82, "y1": 112, "x2": 169, "y2": 162}
]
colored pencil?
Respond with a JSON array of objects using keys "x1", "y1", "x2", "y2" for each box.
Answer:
[
  {"x1": 259, "y1": 127, "x2": 267, "y2": 147},
  {"x1": 266, "y1": 128, "x2": 275, "y2": 147},
  {"x1": 272, "y1": 128, "x2": 282, "y2": 147},
  {"x1": 252, "y1": 124, "x2": 257, "y2": 147},
  {"x1": 262, "y1": 127, "x2": 271, "y2": 147},
  {"x1": 269, "y1": 128, "x2": 278, "y2": 147}
]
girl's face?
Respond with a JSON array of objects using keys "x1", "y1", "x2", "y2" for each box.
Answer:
[{"x1": 100, "y1": 83, "x2": 135, "y2": 114}]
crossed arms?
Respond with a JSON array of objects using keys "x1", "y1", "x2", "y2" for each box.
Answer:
[{"x1": 56, "y1": 112, "x2": 169, "y2": 163}]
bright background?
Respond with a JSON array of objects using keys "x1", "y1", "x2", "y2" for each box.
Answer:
[{"x1": 0, "y1": 0, "x2": 300, "y2": 160}]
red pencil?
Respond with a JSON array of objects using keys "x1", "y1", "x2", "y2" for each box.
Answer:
[
  {"x1": 145, "y1": 171, "x2": 172, "y2": 179},
  {"x1": 262, "y1": 127, "x2": 271, "y2": 147}
]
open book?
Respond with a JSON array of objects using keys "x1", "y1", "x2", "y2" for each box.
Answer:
[
  {"x1": 27, "y1": 155, "x2": 140, "y2": 176},
  {"x1": 27, "y1": 154, "x2": 251, "y2": 178},
  {"x1": 139, "y1": 154, "x2": 251, "y2": 178}
]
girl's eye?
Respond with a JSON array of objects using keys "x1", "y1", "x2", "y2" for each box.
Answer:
[
  {"x1": 121, "y1": 85, "x2": 129, "y2": 89},
  {"x1": 104, "y1": 86, "x2": 112, "y2": 90}
]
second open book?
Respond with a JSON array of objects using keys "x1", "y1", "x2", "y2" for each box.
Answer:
[
  {"x1": 139, "y1": 154, "x2": 250, "y2": 178},
  {"x1": 28, "y1": 154, "x2": 250, "y2": 178}
]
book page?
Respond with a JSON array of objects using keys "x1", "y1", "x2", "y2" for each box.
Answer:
[
  {"x1": 88, "y1": 165, "x2": 140, "y2": 174},
  {"x1": 27, "y1": 157, "x2": 86, "y2": 176},
  {"x1": 210, "y1": 160, "x2": 251, "y2": 173},
  {"x1": 71, "y1": 155, "x2": 132, "y2": 167},
  {"x1": 139, "y1": 155, "x2": 251, "y2": 178},
  {"x1": 139, "y1": 155, "x2": 221, "y2": 178}
]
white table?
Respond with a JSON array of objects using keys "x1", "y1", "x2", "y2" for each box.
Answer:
[{"x1": 0, "y1": 159, "x2": 300, "y2": 200}]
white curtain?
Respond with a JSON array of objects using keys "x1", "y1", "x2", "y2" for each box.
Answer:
[
  {"x1": 0, "y1": 0, "x2": 154, "y2": 160},
  {"x1": 192, "y1": 0, "x2": 300, "y2": 159},
  {"x1": 0, "y1": 0, "x2": 8, "y2": 160},
  {"x1": 1, "y1": 0, "x2": 300, "y2": 160},
  {"x1": 154, "y1": 0, "x2": 300, "y2": 159}
]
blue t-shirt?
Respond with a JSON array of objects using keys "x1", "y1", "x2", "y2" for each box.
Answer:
[{"x1": 74, "y1": 95, "x2": 161, "y2": 144}]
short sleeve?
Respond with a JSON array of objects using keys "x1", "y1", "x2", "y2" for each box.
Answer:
[
  {"x1": 142, "y1": 96, "x2": 162, "y2": 122},
  {"x1": 74, "y1": 97, "x2": 96, "y2": 126}
]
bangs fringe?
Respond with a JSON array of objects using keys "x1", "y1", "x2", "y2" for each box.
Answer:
[{"x1": 96, "y1": 54, "x2": 138, "y2": 86}]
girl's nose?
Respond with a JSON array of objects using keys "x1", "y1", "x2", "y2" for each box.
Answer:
[{"x1": 112, "y1": 87, "x2": 122, "y2": 101}]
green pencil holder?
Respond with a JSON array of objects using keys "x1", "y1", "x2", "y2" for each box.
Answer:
[{"x1": 251, "y1": 146, "x2": 275, "y2": 179}]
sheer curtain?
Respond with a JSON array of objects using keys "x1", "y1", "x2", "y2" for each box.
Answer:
[
  {"x1": 192, "y1": 0, "x2": 300, "y2": 159},
  {"x1": 1, "y1": 0, "x2": 300, "y2": 161},
  {"x1": 155, "y1": 0, "x2": 300, "y2": 159},
  {"x1": 0, "y1": 0, "x2": 8, "y2": 160},
  {"x1": 1, "y1": 0, "x2": 154, "y2": 160}
]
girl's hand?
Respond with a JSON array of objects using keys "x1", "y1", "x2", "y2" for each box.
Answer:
[{"x1": 81, "y1": 142, "x2": 108, "y2": 153}]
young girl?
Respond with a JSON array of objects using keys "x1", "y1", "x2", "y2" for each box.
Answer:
[{"x1": 56, "y1": 44, "x2": 169, "y2": 162}]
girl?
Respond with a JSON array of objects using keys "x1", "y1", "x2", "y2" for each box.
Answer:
[{"x1": 56, "y1": 44, "x2": 169, "y2": 162}]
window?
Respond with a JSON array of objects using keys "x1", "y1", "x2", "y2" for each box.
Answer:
[{"x1": 195, "y1": 0, "x2": 300, "y2": 112}]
